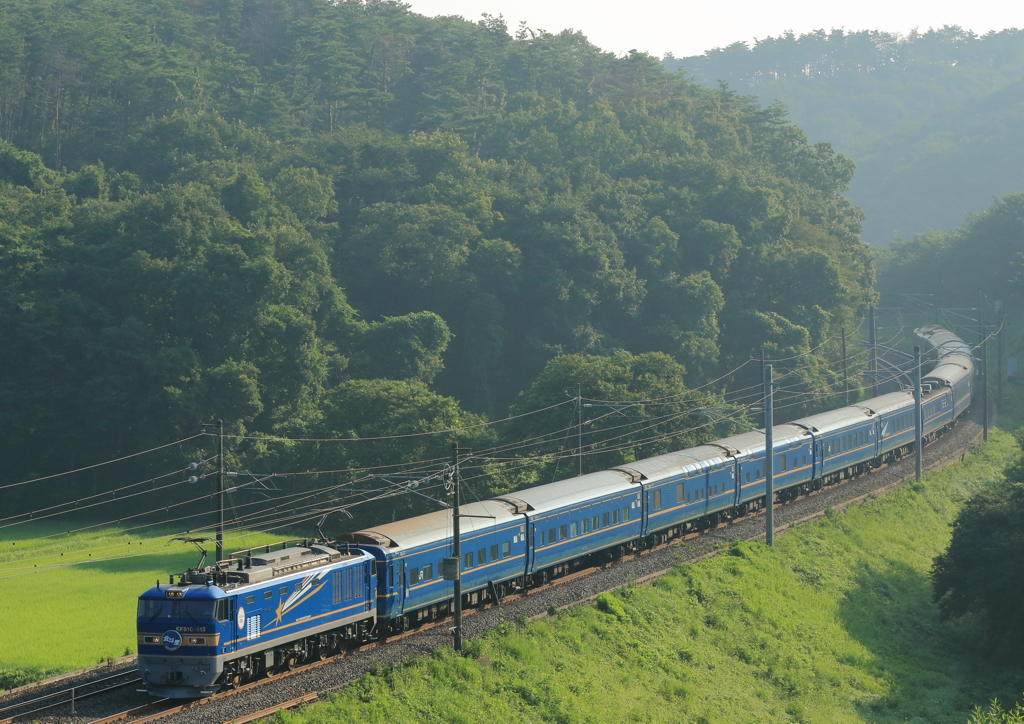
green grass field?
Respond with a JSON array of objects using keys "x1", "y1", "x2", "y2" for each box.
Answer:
[
  {"x1": 0, "y1": 523, "x2": 282, "y2": 687},
  {"x1": 276, "y1": 430, "x2": 1024, "y2": 724}
]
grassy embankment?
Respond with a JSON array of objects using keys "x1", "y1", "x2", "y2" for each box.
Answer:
[
  {"x1": 279, "y1": 430, "x2": 1023, "y2": 724},
  {"x1": 0, "y1": 524, "x2": 282, "y2": 688}
]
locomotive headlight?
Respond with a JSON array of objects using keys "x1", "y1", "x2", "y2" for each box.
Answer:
[
  {"x1": 187, "y1": 637, "x2": 207, "y2": 645},
  {"x1": 143, "y1": 636, "x2": 161, "y2": 644}
]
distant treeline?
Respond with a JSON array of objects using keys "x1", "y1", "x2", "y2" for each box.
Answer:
[
  {"x1": 668, "y1": 26, "x2": 1024, "y2": 88},
  {"x1": 0, "y1": 0, "x2": 873, "y2": 530},
  {"x1": 667, "y1": 27, "x2": 1024, "y2": 247}
]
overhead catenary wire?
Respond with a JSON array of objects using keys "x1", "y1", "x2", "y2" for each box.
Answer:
[{"x1": 0, "y1": 315, "x2": 941, "y2": 569}]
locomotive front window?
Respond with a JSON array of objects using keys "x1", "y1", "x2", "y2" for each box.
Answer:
[{"x1": 137, "y1": 599, "x2": 219, "y2": 621}]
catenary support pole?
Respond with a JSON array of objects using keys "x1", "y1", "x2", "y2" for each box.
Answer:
[
  {"x1": 217, "y1": 419, "x2": 224, "y2": 562},
  {"x1": 842, "y1": 328, "x2": 849, "y2": 406},
  {"x1": 451, "y1": 442, "x2": 463, "y2": 652},
  {"x1": 914, "y1": 347, "x2": 922, "y2": 482},
  {"x1": 869, "y1": 306, "x2": 877, "y2": 397},
  {"x1": 997, "y1": 307, "x2": 1003, "y2": 416},
  {"x1": 760, "y1": 348, "x2": 766, "y2": 429},
  {"x1": 982, "y1": 325, "x2": 989, "y2": 442},
  {"x1": 764, "y1": 364, "x2": 774, "y2": 547}
]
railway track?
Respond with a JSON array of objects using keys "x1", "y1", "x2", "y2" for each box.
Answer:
[
  {"x1": 6, "y1": 415, "x2": 982, "y2": 724},
  {"x1": 0, "y1": 671, "x2": 141, "y2": 724}
]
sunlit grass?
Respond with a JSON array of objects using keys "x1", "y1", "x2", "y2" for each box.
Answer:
[
  {"x1": 277, "y1": 430, "x2": 1023, "y2": 724},
  {"x1": 0, "y1": 523, "x2": 283, "y2": 685}
]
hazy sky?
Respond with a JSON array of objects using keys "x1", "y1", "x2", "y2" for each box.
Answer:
[{"x1": 404, "y1": 0, "x2": 1020, "y2": 58}]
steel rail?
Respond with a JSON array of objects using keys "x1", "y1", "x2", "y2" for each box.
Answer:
[{"x1": 0, "y1": 672, "x2": 141, "y2": 723}]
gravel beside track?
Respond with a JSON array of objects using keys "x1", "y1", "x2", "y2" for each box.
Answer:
[{"x1": 14, "y1": 412, "x2": 984, "y2": 724}]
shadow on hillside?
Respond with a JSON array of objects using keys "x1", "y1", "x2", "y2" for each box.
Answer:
[{"x1": 837, "y1": 559, "x2": 1023, "y2": 723}]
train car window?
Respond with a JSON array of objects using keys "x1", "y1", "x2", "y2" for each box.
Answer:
[
  {"x1": 411, "y1": 567, "x2": 421, "y2": 583},
  {"x1": 755, "y1": 469, "x2": 761, "y2": 480},
  {"x1": 478, "y1": 548, "x2": 486, "y2": 564},
  {"x1": 246, "y1": 595, "x2": 255, "y2": 605},
  {"x1": 559, "y1": 525, "x2": 567, "y2": 541},
  {"x1": 603, "y1": 512, "x2": 610, "y2": 527},
  {"x1": 280, "y1": 587, "x2": 288, "y2": 595},
  {"x1": 653, "y1": 489, "x2": 662, "y2": 510},
  {"x1": 423, "y1": 564, "x2": 433, "y2": 581},
  {"x1": 613, "y1": 509, "x2": 620, "y2": 525},
  {"x1": 686, "y1": 492, "x2": 691, "y2": 503},
  {"x1": 491, "y1": 544, "x2": 499, "y2": 560},
  {"x1": 547, "y1": 529, "x2": 555, "y2": 546},
  {"x1": 570, "y1": 522, "x2": 578, "y2": 537},
  {"x1": 389, "y1": 567, "x2": 394, "y2": 587},
  {"x1": 623, "y1": 507, "x2": 630, "y2": 521},
  {"x1": 676, "y1": 482, "x2": 684, "y2": 501},
  {"x1": 593, "y1": 515, "x2": 600, "y2": 530},
  {"x1": 501, "y1": 542, "x2": 511, "y2": 558},
  {"x1": 803, "y1": 456, "x2": 807, "y2": 466},
  {"x1": 264, "y1": 590, "x2": 273, "y2": 599},
  {"x1": 583, "y1": 518, "x2": 590, "y2": 534},
  {"x1": 746, "y1": 472, "x2": 751, "y2": 483},
  {"x1": 781, "y1": 457, "x2": 787, "y2": 472},
  {"x1": 294, "y1": 583, "x2": 301, "y2": 592}
]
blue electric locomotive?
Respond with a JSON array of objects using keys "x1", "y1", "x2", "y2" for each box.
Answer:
[{"x1": 137, "y1": 540, "x2": 376, "y2": 697}]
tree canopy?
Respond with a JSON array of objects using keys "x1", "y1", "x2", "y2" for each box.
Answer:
[
  {"x1": 931, "y1": 430, "x2": 1024, "y2": 661},
  {"x1": 0, "y1": 0, "x2": 875, "y2": 529},
  {"x1": 670, "y1": 27, "x2": 1024, "y2": 246}
]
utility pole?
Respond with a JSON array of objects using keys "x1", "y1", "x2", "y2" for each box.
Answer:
[
  {"x1": 200, "y1": 420, "x2": 227, "y2": 562},
  {"x1": 914, "y1": 347, "x2": 922, "y2": 482},
  {"x1": 760, "y1": 348, "x2": 767, "y2": 429},
  {"x1": 450, "y1": 442, "x2": 471, "y2": 652},
  {"x1": 869, "y1": 306, "x2": 878, "y2": 397},
  {"x1": 576, "y1": 383, "x2": 583, "y2": 477},
  {"x1": 842, "y1": 327, "x2": 849, "y2": 406},
  {"x1": 997, "y1": 303, "x2": 1004, "y2": 416},
  {"x1": 982, "y1": 326, "x2": 989, "y2": 442},
  {"x1": 764, "y1": 364, "x2": 774, "y2": 547}
]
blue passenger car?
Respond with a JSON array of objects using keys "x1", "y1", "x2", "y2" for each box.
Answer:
[
  {"x1": 496, "y1": 470, "x2": 644, "y2": 576},
  {"x1": 789, "y1": 407, "x2": 878, "y2": 480},
  {"x1": 617, "y1": 445, "x2": 734, "y2": 537},
  {"x1": 344, "y1": 499, "x2": 528, "y2": 630}
]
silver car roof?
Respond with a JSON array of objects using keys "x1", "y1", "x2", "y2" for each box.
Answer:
[
  {"x1": 493, "y1": 469, "x2": 638, "y2": 517},
  {"x1": 347, "y1": 499, "x2": 523, "y2": 550}
]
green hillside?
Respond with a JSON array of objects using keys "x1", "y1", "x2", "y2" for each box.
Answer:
[
  {"x1": 278, "y1": 432, "x2": 1024, "y2": 724},
  {"x1": 668, "y1": 27, "x2": 1024, "y2": 246},
  {"x1": 0, "y1": 0, "x2": 873, "y2": 528}
]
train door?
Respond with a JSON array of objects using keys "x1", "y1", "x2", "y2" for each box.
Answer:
[
  {"x1": 228, "y1": 596, "x2": 240, "y2": 653},
  {"x1": 395, "y1": 559, "x2": 406, "y2": 615}
]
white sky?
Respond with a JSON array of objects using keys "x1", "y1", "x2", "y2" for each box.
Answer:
[{"x1": 404, "y1": 0, "x2": 1021, "y2": 58}]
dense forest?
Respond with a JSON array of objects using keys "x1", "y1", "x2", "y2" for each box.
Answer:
[
  {"x1": 875, "y1": 191, "x2": 1024, "y2": 307},
  {"x1": 0, "y1": 0, "x2": 875, "y2": 529},
  {"x1": 668, "y1": 27, "x2": 1024, "y2": 246}
]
